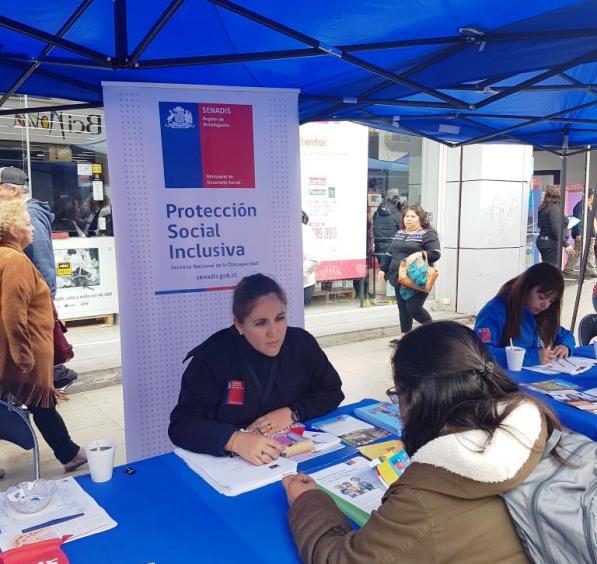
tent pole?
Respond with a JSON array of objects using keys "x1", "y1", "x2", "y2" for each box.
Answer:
[
  {"x1": 571, "y1": 147, "x2": 593, "y2": 332},
  {"x1": 557, "y1": 129, "x2": 569, "y2": 268},
  {"x1": 454, "y1": 147, "x2": 464, "y2": 313}
]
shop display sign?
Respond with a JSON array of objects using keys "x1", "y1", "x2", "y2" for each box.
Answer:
[
  {"x1": 53, "y1": 237, "x2": 119, "y2": 320},
  {"x1": 300, "y1": 121, "x2": 368, "y2": 280}
]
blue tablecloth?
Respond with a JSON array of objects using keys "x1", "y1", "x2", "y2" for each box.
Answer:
[
  {"x1": 64, "y1": 399, "x2": 379, "y2": 564},
  {"x1": 508, "y1": 345, "x2": 597, "y2": 440}
]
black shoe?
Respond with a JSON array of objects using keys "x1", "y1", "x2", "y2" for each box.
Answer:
[
  {"x1": 53, "y1": 365, "x2": 78, "y2": 390},
  {"x1": 0, "y1": 468, "x2": 5, "y2": 479}
]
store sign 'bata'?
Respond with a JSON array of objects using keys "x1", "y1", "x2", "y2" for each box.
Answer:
[{"x1": 12, "y1": 109, "x2": 102, "y2": 138}]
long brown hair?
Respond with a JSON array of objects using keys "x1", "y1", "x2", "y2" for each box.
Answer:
[
  {"x1": 497, "y1": 263, "x2": 564, "y2": 347},
  {"x1": 392, "y1": 321, "x2": 560, "y2": 456},
  {"x1": 538, "y1": 185, "x2": 561, "y2": 212},
  {"x1": 400, "y1": 205, "x2": 431, "y2": 230}
]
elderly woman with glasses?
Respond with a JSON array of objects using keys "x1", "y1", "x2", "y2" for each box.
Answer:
[{"x1": 282, "y1": 321, "x2": 560, "y2": 564}]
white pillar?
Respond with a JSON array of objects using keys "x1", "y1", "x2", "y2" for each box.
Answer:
[{"x1": 435, "y1": 143, "x2": 533, "y2": 315}]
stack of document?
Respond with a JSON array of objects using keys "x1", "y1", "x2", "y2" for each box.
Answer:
[
  {"x1": 309, "y1": 456, "x2": 387, "y2": 526},
  {"x1": 526, "y1": 356, "x2": 597, "y2": 376},
  {"x1": 0, "y1": 477, "x2": 117, "y2": 551},
  {"x1": 175, "y1": 448, "x2": 297, "y2": 496},
  {"x1": 354, "y1": 402, "x2": 403, "y2": 435},
  {"x1": 312, "y1": 414, "x2": 391, "y2": 446}
]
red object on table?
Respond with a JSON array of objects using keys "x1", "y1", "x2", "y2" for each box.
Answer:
[{"x1": 0, "y1": 536, "x2": 71, "y2": 564}]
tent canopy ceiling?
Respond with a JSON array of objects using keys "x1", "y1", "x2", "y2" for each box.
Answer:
[{"x1": 1, "y1": 0, "x2": 597, "y2": 151}]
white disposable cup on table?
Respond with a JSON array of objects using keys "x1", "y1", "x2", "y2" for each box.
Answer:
[
  {"x1": 505, "y1": 346, "x2": 525, "y2": 372},
  {"x1": 85, "y1": 439, "x2": 117, "y2": 483}
]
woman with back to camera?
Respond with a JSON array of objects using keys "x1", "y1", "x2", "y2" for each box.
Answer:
[
  {"x1": 283, "y1": 320, "x2": 558, "y2": 563},
  {"x1": 474, "y1": 263, "x2": 574, "y2": 368},
  {"x1": 169, "y1": 273, "x2": 344, "y2": 465},
  {"x1": 0, "y1": 199, "x2": 86, "y2": 472},
  {"x1": 381, "y1": 205, "x2": 440, "y2": 340},
  {"x1": 537, "y1": 185, "x2": 574, "y2": 267}
]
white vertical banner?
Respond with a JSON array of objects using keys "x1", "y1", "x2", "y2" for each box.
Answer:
[
  {"x1": 300, "y1": 122, "x2": 368, "y2": 280},
  {"x1": 102, "y1": 82, "x2": 302, "y2": 461}
]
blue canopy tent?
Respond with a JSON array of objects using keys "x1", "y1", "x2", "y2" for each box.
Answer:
[
  {"x1": 0, "y1": 0, "x2": 595, "y2": 151},
  {"x1": 1, "y1": 0, "x2": 597, "y2": 324}
]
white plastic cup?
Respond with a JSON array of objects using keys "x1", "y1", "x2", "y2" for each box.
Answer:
[
  {"x1": 505, "y1": 346, "x2": 526, "y2": 372},
  {"x1": 85, "y1": 439, "x2": 116, "y2": 483},
  {"x1": 593, "y1": 341, "x2": 597, "y2": 360}
]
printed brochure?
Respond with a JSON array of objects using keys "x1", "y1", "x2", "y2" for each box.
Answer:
[{"x1": 313, "y1": 414, "x2": 390, "y2": 447}]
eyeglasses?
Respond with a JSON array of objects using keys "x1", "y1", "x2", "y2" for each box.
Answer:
[{"x1": 385, "y1": 386, "x2": 403, "y2": 405}]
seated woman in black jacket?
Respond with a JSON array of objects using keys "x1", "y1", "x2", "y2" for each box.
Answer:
[{"x1": 168, "y1": 273, "x2": 344, "y2": 465}]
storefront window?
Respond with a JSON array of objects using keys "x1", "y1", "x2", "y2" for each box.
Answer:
[
  {"x1": 0, "y1": 95, "x2": 111, "y2": 236},
  {"x1": 0, "y1": 96, "x2": 118, "y2": 322},
  {"x1": 367, "y1": 130, "x2": 423, "y2": 207}
]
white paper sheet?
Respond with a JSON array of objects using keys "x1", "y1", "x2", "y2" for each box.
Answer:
[{"x1": 0, "y1": 477, "x2": 117, "y2": 551}]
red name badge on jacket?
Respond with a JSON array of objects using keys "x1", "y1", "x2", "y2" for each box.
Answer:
[
  {"x1": 226, "y1": 380, "x2": 245, "y2": 406},
  {"x1": 478, "y1": 327, "x2": 491, "y2": 344}
]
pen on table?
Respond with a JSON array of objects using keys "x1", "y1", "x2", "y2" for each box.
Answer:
[{"x1": 21, "y1": 512, "x2": 85, "y2": 533}]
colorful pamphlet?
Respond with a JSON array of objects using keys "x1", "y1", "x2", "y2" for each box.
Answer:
[
  {"x1": 358, "y1": 440, "x2": 404, "y2": 460},
  {"x1": 523, "y1": 378, "x2": 580, "y2": 392},
  {"x1": 309, "y1": 456, "x2": 387, "y2": 526},
  {"x1": 312, "y1": 414, "x2": 391, "y2": 447},
  {"x1": 376, "y1": 448, "x2": 410, "y2": 488},
  {"x1": 522, "y1": 380, "x2": 597, "y2": 414},
  {"x1": 354, "y1": 402, "x2": 403, "y2": 435}
]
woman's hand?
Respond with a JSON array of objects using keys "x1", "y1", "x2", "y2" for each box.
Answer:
[
  {"x1": 551, "y1": 344, "x2": 570, "y2": 359},
  {"x1": 246, "y1": 407, "x2": 294, "y2": 436},
  {"x1": 282, "y1": 473, "x2": 317, "y2": 505},
  {"x1": 565, "y1": 245, "x2": 575, "y2": 256},
  {"x1": 539, "y1": 347, "x2": 556, "y2": 365},
  {"x1": 225, "y1": 431, "x2": 285, "y2": 465}
]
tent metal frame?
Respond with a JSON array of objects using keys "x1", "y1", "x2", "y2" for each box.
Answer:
[{"x1": 0, "y1": 1, "x2": 595, "y2": 149}]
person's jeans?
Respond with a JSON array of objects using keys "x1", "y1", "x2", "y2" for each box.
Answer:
[
  {"x1": 394, "y1": 286, "x2": 432, "y2": 333},
  {"x1": 537, "y1": 236, "x2": 559, "y2": 267},
  {"x1": 28, "y1": 404, "x2": 79, "y2": 465},
  {"x1": 303, "y1": 285, "x2": 315, "y2": 305}
]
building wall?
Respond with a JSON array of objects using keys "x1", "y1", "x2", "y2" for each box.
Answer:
[{"x1": 434, "y1": 144, "x2": 533, "y2": 315}]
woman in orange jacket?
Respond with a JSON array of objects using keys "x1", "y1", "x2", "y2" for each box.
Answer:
[{"x1": 0, "y1": 199, "x2": 86, "y2": 472}]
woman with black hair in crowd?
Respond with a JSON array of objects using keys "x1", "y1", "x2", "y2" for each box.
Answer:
[
  {"x1": 169, "y1": 273, "x2": 344, "y2": 465},
  {"x1": 474, "y1": 262, "x2": 574, "y2": 368},
  {"x1": 537, "y1": 185, "x2": 574, "y2": 266},
  {"x1": 283, "y1": 320, "x2": 558, "y2": 563},
  {"x1": 382, "y1": 205, "x2": 440, "y2": 339}
]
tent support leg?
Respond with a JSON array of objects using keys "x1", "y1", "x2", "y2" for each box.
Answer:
[
  {"x1": 557, "y1": 129, "x2": 569, "y2": 268},
  {"x1": 571, "y1": 148, "x2": 594, "y2": 333}
]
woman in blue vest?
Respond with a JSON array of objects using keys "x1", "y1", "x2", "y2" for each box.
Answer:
[{"x1": 474, "y1": 263, "x2": 574, "y2": 367}]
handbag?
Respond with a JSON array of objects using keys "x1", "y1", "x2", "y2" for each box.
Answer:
[
  {"x1": 397, "y1": 251, "x2": 438, "y2": 294},
  {"x1": 53, "y1": 311, "x2": 74, "y2": 365}
]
